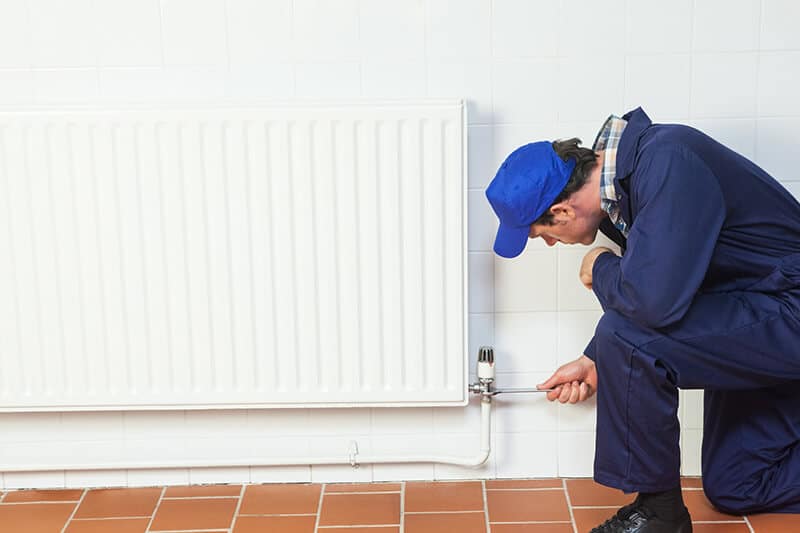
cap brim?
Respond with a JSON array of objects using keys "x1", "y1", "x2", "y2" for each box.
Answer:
[{"x1": 493, "y1": 223, "x2": 530, "y2": 258}]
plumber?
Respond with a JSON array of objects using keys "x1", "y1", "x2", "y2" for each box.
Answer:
[{"x1": 485, "y1": 107, "x2": 800, "y2": 533}]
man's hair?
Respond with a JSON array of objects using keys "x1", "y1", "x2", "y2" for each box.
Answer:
[{"x1": 532, "y1": 138, "x2": 599, "y2": 226}]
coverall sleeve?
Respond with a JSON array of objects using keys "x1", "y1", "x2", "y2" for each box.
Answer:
[{"x1": 589, "y1": 146, "x2": 727, "y2": 330}]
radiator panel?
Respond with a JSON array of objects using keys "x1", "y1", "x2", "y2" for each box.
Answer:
[{"x1": 0, "y1": 102, "x2": 467, "y2": 411}]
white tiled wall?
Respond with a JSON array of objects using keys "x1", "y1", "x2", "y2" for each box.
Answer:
[{"x1": 2, "y1": 0, "x2": 800, "y2": 489}]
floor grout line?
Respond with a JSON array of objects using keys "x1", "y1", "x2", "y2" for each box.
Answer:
[
  {"x1": 482, "y1": 479, "x2": 491, "y2": 533},
  {"x1": 562, "y1": 478, "x2": 579, "y2": 533},
  {"x1": 399, "y1": 481, "x2": 405, "y2": 533},
  {"x1": 228, "y1": 484, "x2": 246, "y2": 533},
  {"x1": 58, "y1": 489, "x2": 86, "y2": 533},
  {"x1": 743, "y1": 515, "x2": 756, "y2": 533},
  {"x1": 313, "y1": 482, "x2": 325, "y2": 533},
  {"x1": 144, "y1": 486, "x2": 167, "y2": 533}
]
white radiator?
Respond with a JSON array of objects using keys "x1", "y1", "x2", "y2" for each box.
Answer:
[{"x1": 0, "y1": 101, "x2": 467, "y2": 411}]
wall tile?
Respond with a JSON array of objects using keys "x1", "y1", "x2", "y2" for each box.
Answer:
[
  {"x1": 127, "y1": 469, "x2": 189, "y2": 487},
  {"x1": 295, "y1": 62, "x2": 361, "y2": 98},
  {"x1": 557, "y1": 310, "x2": 602, "y2": 365},
  {"x1": 468, "y1": 190, "x2": 497, "y2": 251},
  {"x1": 0, "y1": 414, "x2": 63, "y2": 443},
  {"x1": 161, "y1": 0, "x2": 227, "y2": 66},
  {"x1": 226, "y1": 0, "x2": 293, "y2": 64},
  {"x1": 428, "y1": 61, "x2": 492, "y2": 124},
  {"x1": 758, "y1": 52, "x2": 800, "y2": 117},
  {"x1": 492, "y1": 0, "x2": 558, "y2": 58},
  {"x1": 494, "y1": 250, "x2": 557, "y2": 312},
  {"x1": 96, "y1": 0, "x2": 162, "y2": 67},
  {"x1": 371, "y1": 434, "x2": 438, "y2": 480},
  {"x1": 693, "y1": 0, "x2": 759, "y2": 52},
  {"x1": 306, "y1": 408, "x2": 372, "y2": 436},
  {"x1": 98, "y1": 68, "x2": 166, "y2": 103},
  {"x1": 0, "y1": 2, "x2": 31, "y2": 68},
  {"x1": 246, "y1": 409, "x2": 313, "y2": 437},
  {"x1": 433, "y1": 433, "x2": 495, "y2": 479},
  {"x1": 362, "y1": 61, "x2": 426, "y2": 98},
  {"x1": 687, "y1": 118, "x2": 756, "y2": 160},
  {"x1": 495, "y1": 431, "x2": 558, "y2": 478},
  {"x1": 428, "y1": 0, "x2": 491, "y2": 59},
  {"x1": 469, "y1": 252, "x2": 494, "y2": 313},
  {"x1": 0, "y1": 70, "x2": 34, "y2": 105},
  {"x1": 60, "y1": 413, "x2": 124, "y2": 441},
  {"x1": 227, "y1": 64, "x2": 296, "y2": 99},
  {"x1": 627, "y1": 0, "x2": 692, "y2": 54},
  {"x1": 492, "y1": 59, "x2": 559, "y2": 123},
  {"x1": 557, "y1": 248, "x2": 603, "y2": 311},
  {"x1": 3, "y1": 471, "x2": 66, "y2": 490},
  {"x1": 185, "y1": 410, "x2": 249, "y2": 437},
  {"x1": 494, "y1": 312, "x2": 558, "y2": 372},
  {"x1": 761, "y1": 0, "x2": 800, "y2": 50},
  {"x1": 293, "y1": 0, "x2": 359, "y2": 60},
  {"x1": 558, "y1": 399, "x2": 597, "y2": 433},
  {"x1": 33, "y1": 69, "x2": 99, "y2": 104},
  {"x1": 557, "y1": 431, "x2": 596, "y2": 477},
  {"x1": 691, "y1": 53, "x2": 758, "y2": 118},
  {"x1": 681, "y1": 389, "x2": 704, "y2": 430},
  {"x1": 783, "y1": 181, "x2": 800, "y2": 200},
  {"x1": 558, "y1": 57, "x2": 625, "y2": 123},
  {"x1": 558, "y1": 0, "x2": 626, "y2": 57},
  {"x1": 29, "y1": 0, "x2": 95, "y2": 67},
  {"x1": 468, "y1": 126, "x2": 494, "y2": 188},
  {"x1": 433, "y1": 396, "x2": 483, "y2": 433},
  {"x1": 65, "y1": 470, "x2": 128, "y2": 489},
  {"x1": 250, "y1": 465, "x2": 312, "y2": 483},
  {"x1": 190, "y1": 466, "x2": 250, "y2": 484},
  {"x1": 371, "y1": 408, "x2": 434, "y2": 435},
  {"x1": 680, "y1": 429, "x2": 702, "y2": 476},
  {"x1": 360, "y1": 0, "x2": 425, "y2": 61},
  {"x1": 162, "y1": 66, "x2": 227, "y2": 100},
  {"x1": 756, "y1": 118, "x2": 800, "y2": 179},
  {"x1": 624, "y1": 55, "x2": 691, "y2": 120}
]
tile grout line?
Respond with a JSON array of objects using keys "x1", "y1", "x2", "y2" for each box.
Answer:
[
  {"x1": 228, "y1": 484, "x2": 246, "y2": 533},
  {"x1": 58, "y1": 488, "x2": 87, "y2": 533},
  {"x1": 743, "y1": 515, "x2": 756, "y2": 533},
  {"x1": 144, "y1": 486, "x2": 167, "y2": 533},
  {"x1": 481, "y1": 479, "x2": 491, "y2": 533},
  {"x1": 562, "y1": 478, "x2": 579, "y2": 533},
  {"x1": 313, "y1": 482, "x2": 326, "y2": 533},
  {"x1": 400, "y1": 481, "x2": 405, "y2": 533}
]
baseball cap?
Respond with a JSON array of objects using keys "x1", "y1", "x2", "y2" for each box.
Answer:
[{"x1": 485, "y1": 141, "x2": 576, "y2": 258}]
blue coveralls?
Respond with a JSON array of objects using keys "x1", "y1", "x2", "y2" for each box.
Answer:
[{"x1": 584, "y1": 108, "x2": 800, "y2": 514}]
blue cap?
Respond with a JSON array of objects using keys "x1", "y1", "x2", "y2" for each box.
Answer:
[{"x1": 486, "y1": 141, "x2": 576, "y2": 258}]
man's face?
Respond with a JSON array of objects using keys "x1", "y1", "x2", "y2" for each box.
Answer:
[{"x1": 528, "y1": 215, "x2": 599, "y2": 247}]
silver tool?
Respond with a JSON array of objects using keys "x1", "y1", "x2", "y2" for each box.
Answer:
[{"x1": 468, "y1": 346, "x2": 555, "y2": 397}]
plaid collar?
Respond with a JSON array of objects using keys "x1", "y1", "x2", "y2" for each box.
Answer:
[{"x1": 592, "y1": 115, "x2": 629, "y2": 236}]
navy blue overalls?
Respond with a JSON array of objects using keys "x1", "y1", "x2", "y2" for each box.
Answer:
[{"x1": 584, "y1": 108, "x2": 800, "y2": 514}]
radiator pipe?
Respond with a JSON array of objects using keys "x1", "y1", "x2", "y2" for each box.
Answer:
[{"x1": 1, "y1": 349, "x2": 501, "y2": 473}]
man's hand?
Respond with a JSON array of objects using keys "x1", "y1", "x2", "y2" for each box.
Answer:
[
  {"x1": 537, "y1": 355, "x2": 598, "y2": 403},
  {"x1": 579, "y1": 246, "x2": 615, "y2": 290}
]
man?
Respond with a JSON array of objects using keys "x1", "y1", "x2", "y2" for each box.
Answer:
[{"x1": 486, "y1": 107, "x2": 800, "y2": 533}]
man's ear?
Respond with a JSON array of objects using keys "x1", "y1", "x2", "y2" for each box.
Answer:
[{"x1": 549, "y1": 202, "x2": 575, "y2": 223}]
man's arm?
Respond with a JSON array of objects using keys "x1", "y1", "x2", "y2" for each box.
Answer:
[{"x1": 591, "y1": 146, "x2": 726, "y2": 329}]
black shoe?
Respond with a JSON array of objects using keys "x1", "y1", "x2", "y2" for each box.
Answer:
[{"x1": 588, "y1": 501, "x2": 693, "y2": 533}]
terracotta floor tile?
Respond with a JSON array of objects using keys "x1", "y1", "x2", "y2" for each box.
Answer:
[
  {"x1": 240, "y1": 483, "x2": 321, "y2": 514},
  {"x1": 326, "y1": 483, "x2": 401, "y2": 493},
  {"x1": 149, "y1": 497, "x2": 238, "y2": 531},
  {"x1": 319, "y1": 493, "x2": 400, "y2": 526},
  {"x1": 572, "y1": 507, "x2": 619, "y2": 533},
  {"x1": 566, "y1": 479, "x2": 635, "y2": 507},
  {"x1": 0, "y1": 503, "x2": 76, "y2": 533},
  {"x1": 64, "y1": 518, "x2": 150, "y2": 533},
  {"x1": 405, "y1": 481, "x2": 484, "y2": 512},
  {"x1": 486, "y1": 478, "x2": 563, "y2": 489},
  {"x1": 692, "y1": 524, "x2": 751, "y2": 532},
  {"x1": 4, "y1": 489, "x2": 84, "y2": 503},
  {"x1": 747, "y1": 512, "x2": 800, "y2": 532},
  {"x1": 683, "y1": 491, "x2": 745, "y2": 522},
  {"x1": 74, "y1": 488, "x2": 161, "y2": 519},
  {"x1": 233, "y1": 515, "x2": 316, "y2": 533},
  {"x1": 486, "y1": 489, "x2": 571, "y2": 522},
  {"x1": 490, "y1": 524, "x2": 574, "y2": 533},
  {"x1": 405, "y1": 512, "x2": 486, "y2": 533},
  {"x1": 681, "y1": 477, "x2": 704, "y2": 489},
  {"x1": 164, "y1": 484, "x2": 241, "y2": 497}
]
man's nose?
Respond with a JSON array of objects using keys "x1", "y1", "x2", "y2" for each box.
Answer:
[{"x1": 542, "y1": 235, "x2": 557, "y2": 246}]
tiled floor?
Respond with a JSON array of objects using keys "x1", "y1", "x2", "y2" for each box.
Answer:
[{"x1": 1, "y1": 477, "x2": 799, "y2": 533}]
